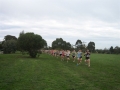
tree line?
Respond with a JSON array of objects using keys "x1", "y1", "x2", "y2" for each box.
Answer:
[
  {"x1": 0, "y1": 31, "x2": 47, "y2": 58},
  {"x1": 51, "y1": 38, "x2": 95, "y2": 53},
  {"x1": 0, "y1": 31, "x2": 120, "y2": 58},
  {"x1": 96, "y1": 46, "x2": 120, "y2": 54}
]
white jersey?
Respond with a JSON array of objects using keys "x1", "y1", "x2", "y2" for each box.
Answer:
[
  {"x1": 59, "y1": 51, "x2": 62, "y2": 54},
  {"x1": 66, "y1": 51, "x2": 70, "y2": 56}
]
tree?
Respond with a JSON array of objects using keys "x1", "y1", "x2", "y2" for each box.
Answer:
[
  {"x1": 75, "y1": 40, "x2": 86, "y2": 51},
  {"x1": 103, "y1": 48, "x2": 110, "y2": 54},
  {"x1": 87, "y1": 41, "x2": 95, "y2": 52},
  {"x1": 18, "y1": 32, "x2": 46, "y2": 58},
  {"x1": 2, "y1": 35, "x2": 18, "y2": 54},
  {"x1": 109, "y1": 46, "x2": 114, "y2": 54},
  {"x1": 17, "y1": 31, "x2": 25, "y2": 51},
  {"x1": 19, "y1": 30, "x2": 24, "y2": 37},
  {"x1": 42, "y1": 39, "x2": 47, "y2": 49},
  {"x1": 2, "y1": 40, "x2": 17, "y2": 54},
  {"x1": 52, "y1": 38, "x2": 72, "y2": 50},
  {"x1": 4, "y1": 35, "x2": 17, "y2": 41},
  {"x1": 66, "y1": 42, "x2": 71, "y2": 50},
  {"x1": 114, "y1": 46, "x2": 120, "y2": 54},
  {"x1": 75, "y1": 39, "x2": 82, "y2": 49},
  {"x1": 96, "y1": 49, "x2": 103, "y2": 53},
  {"x1": 0, "y1": 41, "x2": 3, "y2": 50},
  {"x1": 52, "y1": 38, "x2": 64, "y2": 49}
]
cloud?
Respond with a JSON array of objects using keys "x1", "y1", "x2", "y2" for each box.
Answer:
[{"x1": 0, "y1": 0, "x2": 120, "y2": 49}]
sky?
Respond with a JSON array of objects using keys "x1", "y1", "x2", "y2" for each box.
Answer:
[{"x1": 0, "y1": 0, "x2": 120, "y2": 49}]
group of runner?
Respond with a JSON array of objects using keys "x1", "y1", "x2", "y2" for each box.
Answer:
[{"x1": 44, "y1": 49, "x2": 91, "y2": 67}]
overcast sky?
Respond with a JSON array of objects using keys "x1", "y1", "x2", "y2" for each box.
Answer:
[{"x1": 0, "y1": 0, "x2": 120, "y2": 49}]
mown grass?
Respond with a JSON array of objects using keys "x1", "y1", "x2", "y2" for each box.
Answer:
[{"x1": 0, "y1": 53, "x2": 120, "y2": 90}]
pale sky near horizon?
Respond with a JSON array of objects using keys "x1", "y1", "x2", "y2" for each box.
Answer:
[{"x1": 0, "y1": 0, "x2": 120, "y2": 49}]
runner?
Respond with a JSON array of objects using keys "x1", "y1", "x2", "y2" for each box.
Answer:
[
  {"x1": 64, "y1": 50, "x2": 67, "y2": 60},
  {"x1": 52, "y1": 50, "x2": 54, "y2": 56},
  {"x1": 66, "y1": 50, "x2": 70, "y2": 63},
  {"x1": 72, "y1": 50, "x2": 76, "y2": 62},
  {"x1": 59, "y1": 50, "x2": 62, "y2": 60},
  {"x1": 76, "y1": 50, "x2": 82, "y2": 65},
  {"x1": 53, "y1": 50, "x2": 56, "y2": 57},
  {"x1": 84, "y1": 50, "x2": 91, "y2": 67},
  {"x1": 61, "y1": 50, "x2": 65, "y2": 61},
  {"x1": 56, "y1": 50, "x2": 59, "y2": 58}
]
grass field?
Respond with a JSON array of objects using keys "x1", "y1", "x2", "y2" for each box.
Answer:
[{"x1": 0, "y1": 53, "x2": 120, "y2": 90}]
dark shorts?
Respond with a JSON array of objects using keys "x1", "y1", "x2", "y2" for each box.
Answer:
[
  {"x1": 60, "y1": 54, "x2": 62, "y2": 56},
  {"x1": 86, "y1": 57, "x2": 90, "y2": 60},
  {"x1": 72, "y1": 55, "x2": 75, "y2": 58},
  {"x1": 78, "y1": 56, "x2": 82, "y2": 59},
  {"x1": 67, "y1": 56, "x2": 69, "y2": 58}
]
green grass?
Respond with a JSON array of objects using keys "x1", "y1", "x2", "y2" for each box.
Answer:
[{"x1": 0, "y1": 53, "x2": 120, "y2": 90}]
